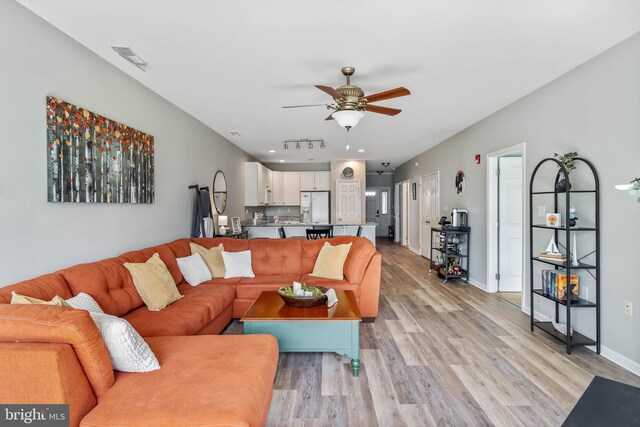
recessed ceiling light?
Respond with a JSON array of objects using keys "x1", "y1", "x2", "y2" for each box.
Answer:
[
  {"x1": 279, "y1": 159, "x2": 285, "y2": 162},
  {"x1": 358, "y1": 149, "x2": 365, "y2": 152},
  {"x1": 268, "y1": 150, "x2": 276, "y2": 153}
]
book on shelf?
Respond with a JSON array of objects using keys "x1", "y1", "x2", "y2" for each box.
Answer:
[
  {"x1": 541, "y1": 269, "x2": 579, "y2": 300},
  {"x1": 538, "y1": 252, "x2": 567, "y2": 261}
]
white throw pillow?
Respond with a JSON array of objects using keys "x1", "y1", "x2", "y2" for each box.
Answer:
[
  {"x1": 221, "y1": 250, "x2": 255, "y2": 279},
  {"x1": 89, "y1": 312, "x2": 160, "y2": 372},
  {"x1": 66, "y1": 293, "x2": 160, "y2": 372},
  {"x1": 177, "y1": 253, "x2": 212, "y2": 286},
  {"x1": 66, "y1": 292, "x2": 104, "y2": 313}
]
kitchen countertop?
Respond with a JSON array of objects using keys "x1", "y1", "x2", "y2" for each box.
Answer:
[{"x1": 241, "y1": 221, "x2": 378, "y2": 228}]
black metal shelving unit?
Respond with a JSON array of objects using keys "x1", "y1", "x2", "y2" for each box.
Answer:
[
  {"x1": 529, "y1": 157, "x2": 600, "y2": 354},
  {"x1": 428, "y1": 227, "x2": 470, "y2": 283}
]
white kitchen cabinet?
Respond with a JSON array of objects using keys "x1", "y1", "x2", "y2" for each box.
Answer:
[
  {"x1": 282, "y1": 172, "x2": 300, "y2": 205},
  {"x1": 272, "y1": 171, "x2": 283, "y2": 205},
  {"x1": 299, "y1": 171, "x2": 330, "y2": 191},
  {"x1": 246, "y1": 227, "x2": 277, "y2": 239},
  {"x1": 314, "y1": 171, "x2": 330, "y2": 191},
  {"x1": 245, "y1": 162, "x2": 273, "y2": 206}
]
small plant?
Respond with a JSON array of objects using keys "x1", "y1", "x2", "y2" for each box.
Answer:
[{"x1": 554, "y1": 152, "x2": 578, "y2": 173}]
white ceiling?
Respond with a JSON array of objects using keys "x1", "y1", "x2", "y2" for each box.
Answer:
[{"x1": 17, "y1": 0, "x2": 640, "y2": 170}]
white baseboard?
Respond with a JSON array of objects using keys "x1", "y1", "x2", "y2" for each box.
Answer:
[
  {"x1": 600, "y1": 345, "x2": 640, "y2": 377},
  {"x1": 522, "y1": 305, "x2": 640, "y2": 377},
  {"x1": 468, "y1": 278, "x2": 487, "y2": 291},
  {"x1": 409, "y1": 246, "x2": 421, "y2": 255}
]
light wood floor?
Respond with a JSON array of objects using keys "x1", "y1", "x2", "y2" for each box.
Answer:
[{"x1": 224, "y1": 240, "x2": 640, "y2": 426}]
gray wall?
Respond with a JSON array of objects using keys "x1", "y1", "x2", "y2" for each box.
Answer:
[
  {"x1": 0, "y1": 1, "x2": 253, "y2": 285},
  {"x1": 396, "y1": 31, "x2": 640, "y2": 369}
]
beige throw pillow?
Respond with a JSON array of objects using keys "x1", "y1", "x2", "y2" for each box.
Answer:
[
  {"x1": 190, "y1": 243, "x2": 225, "y2": 278},
  {"x1": 310, "y1": 242, "x2": 352, "y2": 280},
  {"x1": 124, "y1": 253, "x2": 182, "y2": 311},
  {"x1": 10, "y1": 292, "x2": 72, "y2": 308}
]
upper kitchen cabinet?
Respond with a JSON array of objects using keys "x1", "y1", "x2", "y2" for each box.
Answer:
[
  {"x1": 271, "y1": 171, "x2": 300, "y2": 205},
  {"x1": 299, "y1": 171, "x2": 330, "y2": 191},
  {"x1": 245, "y1": 162, "x2": 273, "y2": 206}
]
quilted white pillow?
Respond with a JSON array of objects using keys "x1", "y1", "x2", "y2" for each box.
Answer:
[
  {"x1": 221, "y1": 250, "x2": 255, "y2": 279},
  {"x1": 177, "y1": 253, "x2": 212, "y2": 286},
  {"x1": 66, "y1": 292, "x2": 160, "y2": 372},
  {"x1": 66, "y1": 292, "x2": 104, "y2": 313},
  {"x1": 89, "y1": 312, "x2": 160, "y2": 372}
]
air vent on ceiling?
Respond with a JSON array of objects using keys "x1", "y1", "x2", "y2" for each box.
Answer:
[{"x1": 111, "y1": 46, "x2": 147, "y2": 71}]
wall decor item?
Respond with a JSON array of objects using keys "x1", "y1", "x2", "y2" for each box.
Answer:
[
  {"x1": 231, "y1": 217, "x2": 242, "y2": 233},
  {"x1": 46, "y1": 96, "x2": 154, "y2": 203},
  {"x1": 411, "y1": 183, "x2": 417, "y2": 200},
  {"x1": 545, "y1": 213, "x2": 561, "y2": 227},
  {"x1": 213, "y1": 170, "x2": 227, "y2": 214},
  {"x1": 455, "y1": 170, "x2": 465, "y2": 194}
]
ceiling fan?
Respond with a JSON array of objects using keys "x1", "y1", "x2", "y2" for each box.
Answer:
[{"x1": 282, "y1": 66, "x2": 411, "y2": 129}]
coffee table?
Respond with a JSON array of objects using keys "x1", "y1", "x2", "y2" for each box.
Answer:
[{"x1": 241, "y1": 290, "x2": 362, "y2": 376}]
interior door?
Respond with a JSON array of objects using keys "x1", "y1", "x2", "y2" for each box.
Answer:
[
  {"x1": 336, "y1": 180, "x2": 361, "y2": 224},
  {"x1": 420, "y1": 172, "x2": 439, "y2": 257},
  {"x1": 498, "y1": 157, "x2": 523, "y2": 292}
]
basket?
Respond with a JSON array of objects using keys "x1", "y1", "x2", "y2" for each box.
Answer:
[{"x1": 278, "y1": 286, "x2": 329, "y2": 308}]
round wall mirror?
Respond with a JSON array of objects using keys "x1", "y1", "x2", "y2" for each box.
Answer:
[
  {"x1": 213, "y1": 170, "x2": 227, "y2": 214},
  {"x1": 455, "y1": 170, "x2": 465, "y2": 195}
]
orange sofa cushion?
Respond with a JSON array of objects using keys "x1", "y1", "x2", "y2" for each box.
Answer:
[
  {"x1": 300, "y1": 274, "x2": 360, "y2": 298},
  {"x1": 122, "y1": 284, "x2": 234, "y2": 337},
  {"x1": 236, "y1": 275, "x2": 301, "y2": 300},
  {"x1": 248, "y1": 238, "x2": 302, "y2": 275},
  {"x1": 58, "y1": 257, "x2": 144, "y2": 317},
  {"x1": 0, "y1": 304, "x2": 114, "y2": 397},
  {"x1": 191, "y1": 237, "x2": 249, "y2": 253},
  {"x1": 0, "y1": 273, "x2": 72, "y2": 304},
  {"x1": 301, "y1": 237, "x2": 375, "y2": 284},
  {"x1": 0, "y1": 343, "x2": 97, "y2": 427},
  {"x1": 81, "y1": 334, "x2": 278, "y2": 427}
]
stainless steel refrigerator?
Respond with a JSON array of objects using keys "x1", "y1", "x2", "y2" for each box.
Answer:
[{"x1": 300, "y1": 191, "x2": 330, "y2": 224}]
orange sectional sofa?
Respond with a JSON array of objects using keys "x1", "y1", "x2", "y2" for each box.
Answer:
[{"x1": 0, "y1": 236, "x2": 381, "y2": 426}]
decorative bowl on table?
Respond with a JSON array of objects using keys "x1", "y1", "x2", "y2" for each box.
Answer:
[{"x1": 278, "y1": 285, "x2": 328, "y2": 308}]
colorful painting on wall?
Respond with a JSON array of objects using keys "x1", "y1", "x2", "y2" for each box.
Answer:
[{"x1": 46, "y1": 96, "x2": 154, "y2": 203}]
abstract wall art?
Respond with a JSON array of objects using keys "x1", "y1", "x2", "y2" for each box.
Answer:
[{"x1": 46, "y1": 96, "x2": 154, "y2": 203}]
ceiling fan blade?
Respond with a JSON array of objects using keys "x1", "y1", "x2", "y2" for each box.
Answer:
[
  {"x1": 361, "y1": 87, "x2": 411, "y2": 103},
  {"x1": 365, "y1": 104, "x2": 402, "y2": 116},
  {"x1": 315, "y1": 85, "x2": 343, "y2": 100},
  {"x1": 282, "y1": 104, "x2": 328, "y2": 109},
  {"x1": 325, "y1": 113, "x2": 334, "y2": 121}
]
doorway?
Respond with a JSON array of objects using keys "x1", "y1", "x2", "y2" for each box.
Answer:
[
  {"x1": 487, "y1": 143, "x2": 526, "y2": 309},
  {"x1": 394, "y1": 183, "x2": 401, "y2": 243},
  {"x1": 365, "y1": 187, "x2": 391, "y2": 237},
  {"x1": 419, "y1": 172, "x2": 439, "y2": 258}
]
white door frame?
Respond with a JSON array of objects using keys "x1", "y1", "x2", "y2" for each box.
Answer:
[
  {"x1": 486, "y1": 142, "x2": 527, "y2": 306},
  {"x1": 401, "y1": 180, "x2": 410, "y2": 246},
  {"x1": 419, "y1": 171, "x2": 440, "y2": 258},
  {"x1": 365, "y1": 186, "x2": 391, "y2": 237},
  {"x1": 394, "y1": 183, "x2": 401, "y2": 243}
]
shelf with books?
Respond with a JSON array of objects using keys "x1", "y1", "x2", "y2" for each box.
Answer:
[
  {"x1": 531, "y1": 289, "x2": 596, "y2": 307},
  {"x1": 528, "y1": 156, "x2": 600, "y2": 355}
]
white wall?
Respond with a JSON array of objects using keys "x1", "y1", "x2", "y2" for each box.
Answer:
[
  {"x1": 0, "y1": 1, "x2": 253, "y2": 285},
  {"x1": 395, "y1": 31, "x2": 640, "y2": 370}
]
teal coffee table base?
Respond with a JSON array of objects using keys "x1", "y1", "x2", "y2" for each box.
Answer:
[
  {"x1": 244, "y1": 320, "x2": 360, "y2": 376},
  {"x1": 241, "y1": 290, "x2": 362, "y2": 377}
]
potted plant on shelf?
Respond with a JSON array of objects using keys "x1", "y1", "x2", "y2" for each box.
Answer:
[{"x1": 553, "y1": 151, "x2": 578, "y2": 192}]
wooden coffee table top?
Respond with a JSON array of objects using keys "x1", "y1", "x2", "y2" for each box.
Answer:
[{"x1": 241, "y1": 290, "x2": 361, "y2": 321}]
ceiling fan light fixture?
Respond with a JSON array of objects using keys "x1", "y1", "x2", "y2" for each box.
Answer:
[{"x1": 332, "y1": 110, "x2": 364, "y2": 129}]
